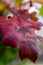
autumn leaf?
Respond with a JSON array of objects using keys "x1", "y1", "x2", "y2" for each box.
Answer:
[
  {"x1": 0, "y1": 0, "x2": 43, "y2": 64},
  {"x1": 0, "y1": 10, "x2": 43, "y2": 63}
]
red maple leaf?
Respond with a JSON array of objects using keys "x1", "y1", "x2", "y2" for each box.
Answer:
[{"x1": 0, "y1": 9, "x2": 43, "y2": 63}]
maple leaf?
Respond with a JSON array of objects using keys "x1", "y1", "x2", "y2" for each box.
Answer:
[
  {"x1": 0, "y1": 9, "x2": 43, "y2": 63},
  {"x1": 8, "y1": 8, "x2": 38, "y2": 21}
]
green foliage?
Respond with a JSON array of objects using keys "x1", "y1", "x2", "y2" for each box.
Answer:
[
  {"x1": 0, "y1": 33, "x2": 18, "y2": 65},
  {"x1": 0, "y1": 59, "x2": 5, "y2": 65},
  {"x1": 0, "y1": 3, "x2": 7, "y2": 11},
  {"x1": 4, "y1": 47, "x2": 18, "y2": 63},
  {"x1": 39, "y1": 6, "x2": 43, "y2": 16},
  {"x1": 0, "y1": 46, "x2": 18, "y2": 64},
  {"x1": 15, "y1": 0, "x2": 23, "y2": 5},
  {"x1": 34, "y1": 0, "x2": 43, "y2": 2}
]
